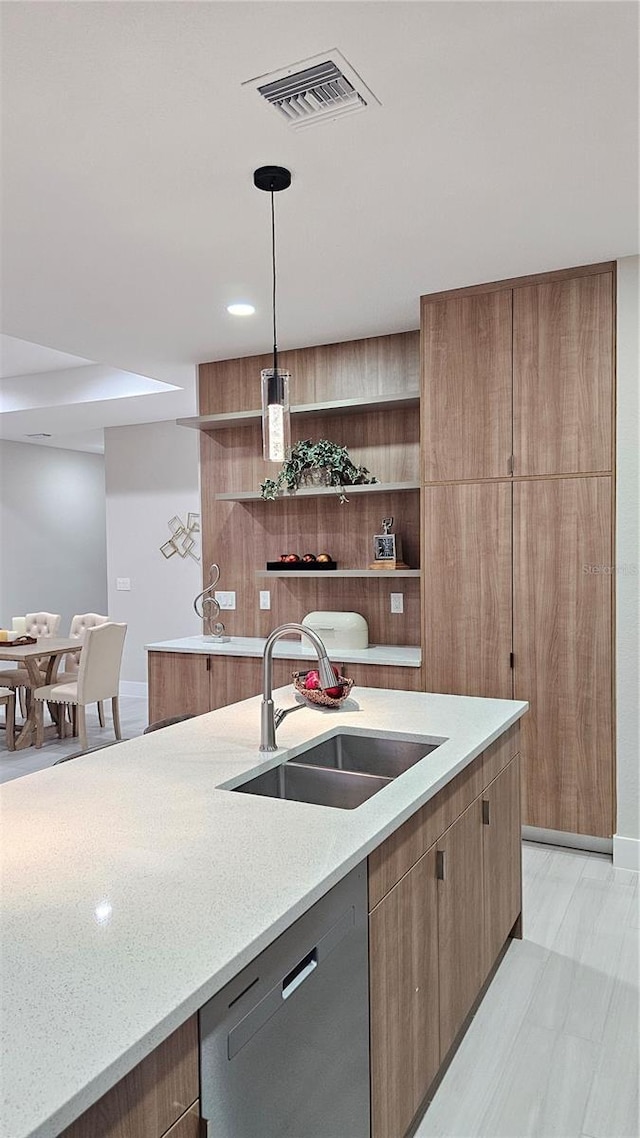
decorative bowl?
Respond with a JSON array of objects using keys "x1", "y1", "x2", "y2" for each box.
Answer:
[{"x1": 292, "y1": 671, "x2": 354, "y2": 708}]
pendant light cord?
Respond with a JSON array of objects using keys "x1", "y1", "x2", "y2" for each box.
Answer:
[{"x1": 271, "y1": 187, "x2": 278, "y2": 376}]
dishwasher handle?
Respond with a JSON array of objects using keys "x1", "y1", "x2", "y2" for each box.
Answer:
[{"x1": 282, "y1": 949, "x2": 317, "y2": 1000}]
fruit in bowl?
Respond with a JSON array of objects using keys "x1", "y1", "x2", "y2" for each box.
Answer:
[{"x1": 303, "y1": 665, "x2": 344, "y2": 699}]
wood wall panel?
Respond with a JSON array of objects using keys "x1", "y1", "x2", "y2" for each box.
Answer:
[
  {"x1": 513, "y1": 273, "x2": 614, "y2": 476},
  {"x1": 198, "y1": 332, "x2": 423, "y2": 664},
  {"x1": 421, "y1": 290, "x2": 512, "y2": 481},
  {"x1": 422, "y1": 482, "x2": 513, "y2": 699},
  {"x1": 198, "y1": 331, "x2": 419, "y2": 414},
  {"x1": 61, "y1": 1017, "x2": 199, "y2": 1138},
  {"x1": 513, "y1": 476, "x2": 613, "y2": 836}
]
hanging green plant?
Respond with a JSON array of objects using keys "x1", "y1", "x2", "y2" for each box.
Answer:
[{"x1": 260, "y1": 438, "x2": 379, "y2": 504}]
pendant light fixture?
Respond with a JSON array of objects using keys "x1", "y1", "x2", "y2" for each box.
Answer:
[{"x1": 254, "y1": 164, "x2": 292, "y2": 463}]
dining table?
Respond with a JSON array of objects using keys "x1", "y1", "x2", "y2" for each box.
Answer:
[{"x1": 0, "y1": 637, "x2": 82, "y2": 750}]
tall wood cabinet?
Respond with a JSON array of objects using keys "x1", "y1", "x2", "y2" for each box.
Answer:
[{"x1": 421, "y1": 263, "x2": 615, "y2": 838}]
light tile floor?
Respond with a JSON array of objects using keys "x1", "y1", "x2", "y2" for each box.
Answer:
[
  {"x1": 1, "y1": 715, "x2": 638, "y2": 1137},
  {"x1": 0, "y1": 696, "x2": 148, "y2": 783},
  {"x1": 416, "y1": 842, "x2": 639, "y2": 1138}
]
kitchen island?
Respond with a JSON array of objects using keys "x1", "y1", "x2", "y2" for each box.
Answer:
[{"x1": 0, "y1": 686, "x2": 527, "y2": 1138}]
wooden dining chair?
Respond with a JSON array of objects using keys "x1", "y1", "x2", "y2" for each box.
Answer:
[
  {"x1": 0, "y1": 687, "x2": 16, "y2": 751},
  {"x1": 33, "y1": 622, "x2": 127, "y2": 751},
  {"x1": 0, "y1": 612, "x2": 63, "y2": 716}
]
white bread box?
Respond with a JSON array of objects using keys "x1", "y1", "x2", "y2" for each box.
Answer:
[{"x1": 301, "y1": 611, "x2": 369, "y2": 651}]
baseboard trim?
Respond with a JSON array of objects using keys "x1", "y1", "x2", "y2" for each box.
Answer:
[
  {"x1": 613, "y1": 834, "x2": 640, "y2": 871},
  {"x1": 119, "y1": 681, "x2": 148, "y2": 699},
  {"x1": 522, "y1": 825, "x2": 613, "y2": 855}
]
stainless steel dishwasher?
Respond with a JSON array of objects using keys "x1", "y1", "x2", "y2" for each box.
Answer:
[{"x1": 199, "y1": 864, "x2": 370, "y2": 1138}]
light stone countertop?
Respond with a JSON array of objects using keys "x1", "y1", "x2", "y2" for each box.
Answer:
[
  {"x1": 145, "y1": 634, "x2": 422, "y2": 667},
  {"x1": 0, "y1": 686, "x2": 527, "y2": 1138}
]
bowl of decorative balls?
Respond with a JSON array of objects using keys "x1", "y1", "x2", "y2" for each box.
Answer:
[{"x1": 292, "y1": 667, "x2": 354, "y2": 708}]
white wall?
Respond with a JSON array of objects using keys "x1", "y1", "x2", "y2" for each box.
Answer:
[
  {"x1": 105, "y1": 420, "x2": 201, "y2": 687},
  {"x1": 614, "y1": 255, "x2": 640, "y2": 869},
  {"x1": 0, "y1": 440, "x2": 107, "y2": 631}
]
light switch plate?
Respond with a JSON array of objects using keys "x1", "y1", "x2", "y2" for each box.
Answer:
[
  {"x1": 215, "y1": 590, "x2": 236, "y2": 610},
  {"x1": 259, "y1": 590, "x2": 271, "y2": 610},
  {"x1": 390, "y1": 592, "x2": 404, "y2": 614},
  {"x1": 116, "y1": 577, "x2": 131, "y2": 591}
]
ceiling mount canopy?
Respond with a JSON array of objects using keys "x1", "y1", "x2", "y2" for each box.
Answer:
[
  {"x1": 253, "y1": 165, "x2": 292, "y2": 193},
  {"x1": 254, "y1": 164, "x2": 293, "y2": 463}
]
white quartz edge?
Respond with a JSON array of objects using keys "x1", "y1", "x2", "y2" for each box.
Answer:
[
  {"x1": 145, "y1": 635, "x2": 422, "y2": 667},
  {"x1": 0, "y1": 687, "x2": 527, "y2": 1138}
]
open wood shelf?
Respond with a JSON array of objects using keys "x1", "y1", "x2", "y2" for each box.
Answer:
[
  {"x1": 215, "y1": 481, "x2": 421, "y2": 502},
  {"x1": 256, "y1": 569, "x2": 422, "y2": 579},
  {"x1": 178, "y1": 390, "x2": 420, "y2": 432}
]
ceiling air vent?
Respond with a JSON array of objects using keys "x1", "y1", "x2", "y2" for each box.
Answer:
[{"x1": 244, "y1": 50, "x2": 380, "y2": 130}]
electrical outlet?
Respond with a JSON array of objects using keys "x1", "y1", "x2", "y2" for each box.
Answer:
[
  {"x1": 215, "y1": 590, "x2": 236, "y2": 610},
  {"x1": 259, "y1": 590, "x2": 271, "y2": 610},
  {"x1": 116, "y1": 577, "x2": 131, "y2": 591},
  {"x1": 390, "y1": 592, "x2": 404, "y2": 614}
]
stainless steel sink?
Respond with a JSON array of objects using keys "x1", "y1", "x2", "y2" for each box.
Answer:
[
  {"x1": 292, "y1": 732, "x2": 439, "y2": 778},
  {"x1": 235, "y1": 762, "x2": 392, "y2": 810},
  {"x1": 230, "y1": 731, "x2": 444, "y2": 810}
]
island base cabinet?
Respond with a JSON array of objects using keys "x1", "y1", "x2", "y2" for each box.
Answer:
[
  {"x1": 437, "y1": 798, "x2": 485, "y2": 1059},
  {"x1": 368, "y1": 738, "x2": 522, "y2": 1138},
  {"x1": 59, "y1": 1016, "x2": 200, "y2": 1138},
  {"x1": 482, "y1": 755, "x2": 522, "y2": 973},
  {"x1": 369, "y1": 845, "x2": 440, "y2": 1138}
]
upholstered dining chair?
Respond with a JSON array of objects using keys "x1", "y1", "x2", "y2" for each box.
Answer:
[
  {"x1": 0, "y1": 612, "x2": 63, "y2": 715},
  {"x1": 57, "y1": 613, "x2": 109, "y2": 725},
  {"x1": 33, "y1": 622, "x2": 127, "y2": 752},
  {"x1": 0, "y1": 687, "x2": 16, "y2": 751}
]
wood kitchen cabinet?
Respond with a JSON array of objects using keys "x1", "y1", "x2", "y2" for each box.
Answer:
[
  {"x1": 421, "y1": 289, "x2": 513, "y2": 481},
  {"x1": 437, "y1": 797, "x2": 486, "y2": 1059},
  {"x1": 421, "y1": 481, "x2": 513, "y2": 699},
  {"x1": 147, "y1": 652, "x2": 212, "y2": 724},
  {"x1": 369, "y1": 845, "x2": 440, "y2": 1138},
  {"x1": 369, "y1": 731, "x2": 522, "y2": 1138},
  {"x1": 513, "y1": 272, "x2": 614, "y2": 477},
  {"x1": 420, "y1": 262, "x2": 615, "y2": 840},
  {"x1": 147, "y1": 650, "x2": 418, "y2": 727},
  {"x1": 514, "y1": 476, "x2": 613, "y2": 836},
  {"x1": 482, "y1": 756, "x2": 522, "y2": 975},
  {"x1": 60, "y1": 1017, "x2": 200, "y2": 1138}
]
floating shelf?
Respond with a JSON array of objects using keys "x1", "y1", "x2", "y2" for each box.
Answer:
[
  {"x1": 177, "y1": 390, "x2": 420, "y2": 432},
  {"x1": 215, "y1": 481, "x2": 421, "y2": 502},
  {"x1": 256, "y1": 569, "x2": 422, "y2": 579}
]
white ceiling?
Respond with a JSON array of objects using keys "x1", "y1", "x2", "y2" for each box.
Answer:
[
  {"x1": 0, "y1": 335, "x2": 93, "y2": 378},
  {"x1": 1, "y1": 1, "x2": 638, "y2": 451}
]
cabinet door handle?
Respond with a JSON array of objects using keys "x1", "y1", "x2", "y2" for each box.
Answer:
[
  {"x1": 436, "y1": 850, "x2": 446, "y2": 880},
  {"x1": 206, "y1": 656, "x2": 211, "y2": 672},
  {"x1": 482, "y1": 798, "x2": 490, "y2": 825}
]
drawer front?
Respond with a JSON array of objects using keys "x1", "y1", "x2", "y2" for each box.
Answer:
[
  {"x1": 481, "y1": 724, "x2": 519, "y2": 788},
  {"x1": 368, "y1": 752, "x2": 484, "y2": 910},
  {"x1": 164, "y1": 1102, "x2": 202, "y2": 1138}
]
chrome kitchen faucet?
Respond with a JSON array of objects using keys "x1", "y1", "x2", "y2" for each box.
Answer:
[{"x1": 260, "y1": 623, "x2": 336, "y2": 750}]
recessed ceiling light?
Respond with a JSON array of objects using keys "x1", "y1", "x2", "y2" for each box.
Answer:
[{"x1": 227, "y1": 303, "x2": 255, "y2": 316}]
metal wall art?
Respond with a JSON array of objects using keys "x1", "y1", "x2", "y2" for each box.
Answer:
[{"x1": 160, "y1": 512, "x2": 201, "y2": 562}]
